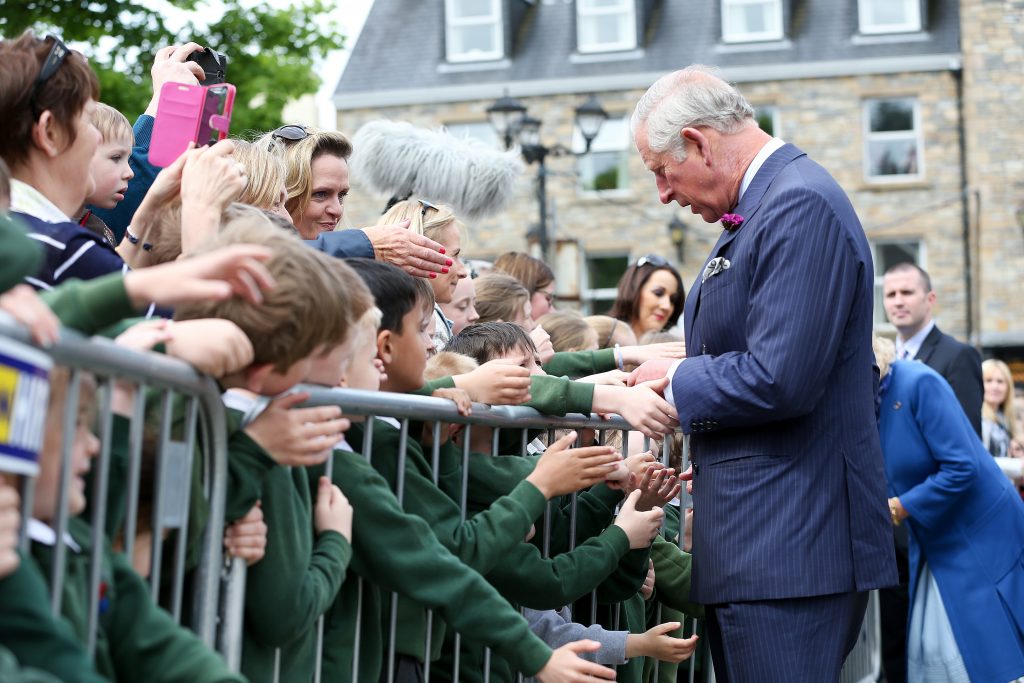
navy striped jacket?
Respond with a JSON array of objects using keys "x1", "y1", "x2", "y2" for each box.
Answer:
[{"x1": 14, "y1": 211, "x2": 128, "y2": 291}]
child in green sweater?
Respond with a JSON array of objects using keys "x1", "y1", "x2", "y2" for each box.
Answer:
[{"x1": 13, "y1": 366, "x2": 243, "y2": 682}]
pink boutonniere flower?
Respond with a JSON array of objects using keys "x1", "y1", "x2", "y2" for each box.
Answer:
[{"x1": 720, "y1": 213, "x2": 744, "y2": 231}]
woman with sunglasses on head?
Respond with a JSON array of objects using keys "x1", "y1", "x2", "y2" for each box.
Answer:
[
  {"x1": 258, "y1": 125, "x2": 451, "y2": 279},
  {"x1": 376, "y1": 197, "x2": 469, "y2": 351},
  {"x1": 608, "y1": 254, "x2": 686, "y2": 342},
  {"x1": 0, "y1": 32, "x2": 129, "y2": 290}
]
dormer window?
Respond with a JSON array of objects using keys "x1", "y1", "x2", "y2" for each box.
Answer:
[
  {"x1": 445, "y1": 0, "x2": 504, "y2": 63},
  {"x1": 858, "y1": 0, "x2": 921, "y2": 34},
  {"x1": 577, "y1": 0, "x2": 637, "y2": 53},
  {"x1": 721, "y1": 0, "x2": 784, "y2": 43}
]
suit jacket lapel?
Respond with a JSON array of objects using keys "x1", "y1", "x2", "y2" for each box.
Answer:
[
  {"x1": 915, "y1": 325, "x2": 943, "y2": 364},
  {"x1": 685, "y1": 143, "x2": 807, "y2": 344}
]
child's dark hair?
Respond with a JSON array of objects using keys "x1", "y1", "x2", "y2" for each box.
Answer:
[
  {"x1": 346, "y1": 258, "x2": 427, "y2": 333},
  {"x1": 446, "y1": 321, "x2": 537, "y2": 366}
]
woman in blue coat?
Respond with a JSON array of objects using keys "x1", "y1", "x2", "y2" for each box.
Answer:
[{"x1": 874, "y1": 338, "x2": 1024, "y2": 683}]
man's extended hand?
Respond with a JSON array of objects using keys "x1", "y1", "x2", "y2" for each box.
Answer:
[{"x1": 628, "y1": 359, "x2": 676, "y2": 388}]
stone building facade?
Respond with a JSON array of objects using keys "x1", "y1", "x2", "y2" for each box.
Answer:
[{"x1": 333, "y1": 0, "x2": 1022, "y2": 361}]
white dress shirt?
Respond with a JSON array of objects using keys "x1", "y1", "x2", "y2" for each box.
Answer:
[
  {"x1": 894, "y1": 320, "x2": 935, "y2": 360},
  {"x1": 9, "y1": 178, "x2": 71, "y2": 223},
  {"x1": 664, "y1": 137, "x2": 786, "y2": 407}
]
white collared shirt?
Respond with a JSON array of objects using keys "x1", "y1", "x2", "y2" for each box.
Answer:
[
  {"x1": 895, "y1": 320, "x2": 935, "y2": 360},
  {"x1": 9, "y1": 179, "x2": 71, "y2": 223},
  {"x1": 28, "y1": 518, "x2": 81, "y2": 553},
  {"x1": 664, "y1": 137, "x2": 786, "y2": 408}
]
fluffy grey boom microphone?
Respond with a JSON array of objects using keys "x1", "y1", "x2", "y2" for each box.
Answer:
[{"x1": 349, "y1": 120, "x2": 524, "y2": 221}]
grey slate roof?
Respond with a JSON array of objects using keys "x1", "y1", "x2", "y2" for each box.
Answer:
[{"x1": 335, "y1": 0, "x2": 960, "y2": 109}]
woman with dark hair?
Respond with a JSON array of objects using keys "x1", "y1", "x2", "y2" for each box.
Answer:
[
  {"x1": 608, "y1": 254, "x2": 685, "y2": 341},
  {"x1": 493, "y1": 251, "x2": 556, "y2": 320},
  {"x1": 0, "y1": 32, "x2": 126, "y2": 289}
]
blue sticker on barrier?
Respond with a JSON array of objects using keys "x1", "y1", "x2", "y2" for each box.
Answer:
[{"x1": 0, "y1": 337, "x2": 52, "y2": 476}]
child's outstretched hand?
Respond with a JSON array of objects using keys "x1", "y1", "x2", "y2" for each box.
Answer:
[
  {"x1": 527, "y1": 432, "x2": 621, "y2": 499},
  {"x1": 314, "y1": 476, "x2": 353, "y2": 542},
  {"x1": 530, "y1": 326, "x2": 555, "y2": 364},
  {"x1": 578, "y1": 369, "x2": 630, "y2": 386},
  {"x1": 628, "y1": 623, "x2": 698, "y2": 662},
  {"x1": 622, "y1": 341, "x2": 686, "y2": 367},
  {"x1": 163, "y1": 319, "x2": 254, "y2": 378},
  {"x1": 452, "y1": 360, "x2": 531, "y2": 405},
  {"x1": 682, "y1": 508, "x2": 694, "y2": 552},
  {"x1": 223, "y1": 502, "x2": 267, "y2": 566},
  {"x1": 616, "y1": 379, "x2": 678, "y2": 438},
  {"x1": 535, "y1": 640, "x2": 616, "y2": 683},
  {"x1": 0, "y1": 284, "x2": 60, "y2": 347},
  {"x1": 244, "y1": 392, "x2": 349, "y2": 467},
  {"x1": 123, "y1": 243, "x2": 276, "y2": 308},
  {"x1": 629, "y1": 466, "x2": 681, "y2": 512},
  {"x1": 432, "y1": 387, "x2": 472, "y2": 416},
  {"x1": 0, "y1": 483, "x2": 21, "y2": 579},
  {"x1": 613, "y1": 489, "x2": 664, "y2": 549},
  {"x1": 640, "y1": 559, "x2": 656, "y2": 600},
  {"x1": 606, "y1": 450, "x2": 657, "y2": 487}
]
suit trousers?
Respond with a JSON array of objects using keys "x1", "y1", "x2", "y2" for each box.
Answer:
[{"x1": 705, "y1": 591, "x2": 869, "y2": 683}]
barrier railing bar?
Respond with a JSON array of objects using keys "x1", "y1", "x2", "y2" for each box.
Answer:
[
  {"x1": 351, "y1": 417, "x2": 376, "y2": 683},
  {"x1": 148, "y1": 390, "x2": 174, "y2": 602},
  {"x1": 424, "y1": 421, "x2": 442, "y2": 683},
  {"x1": 386, "y1": 418, "x2": 410, "y2": 683},
  {"x1": 313, "y1": 448, "x2": 336, "y2": 683},
  {"x1": 50, "y1": 368, "x2": 82, "y2": 616},
  {"x1": 170, "y1": 395, "x2": 199, "y2": 622},
  {"x1": 452, "y1": 423, "x2": 472, "y2": 683},
  {"x1": 86, "y1": 378, "x2": 115, "y2": 656},
  {"x1": 122, "y1": 383, "x2": 147, "y2": 563}
]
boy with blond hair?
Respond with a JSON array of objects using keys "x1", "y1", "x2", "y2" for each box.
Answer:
[{"x1": 77, "y1": 103, "x2": 135, "y2": 246}]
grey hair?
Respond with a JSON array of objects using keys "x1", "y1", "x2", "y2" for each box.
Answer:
[{"x1": 631, "y1": 65, "x2": 756, "y2": 161}]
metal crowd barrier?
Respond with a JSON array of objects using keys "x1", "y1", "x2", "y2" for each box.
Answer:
[
  {"x1": 1, "y1": 315, "x2": 880, "y2": 682},
  {"x1": 0, "y1": 315, "x2": 229, "y2": 652}
]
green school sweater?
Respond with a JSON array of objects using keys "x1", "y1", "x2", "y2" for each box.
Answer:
[
  {"x1": 41, "y1": 274, "x2": 136, "y2": 334},
  {"x1": 29, "y1": 518, "x2": 243, "y2": 683},
  {"x1": 0, "y1": 551, "x2": 108, "y2": 683},
  {"x1": 345, "y1": 418, "x2": 547, "y2": 663},
  {"x1": 0, "y1": 646, "x2": 62, "y2": 683},
  {"x1": 309, "y1": 446, "x2": 555, "y2": 682},
  {"x1": 543, "y1": 349, "x2": 616, "y2": 379},
  {"x1": 0, "y1": 212, "x2": 42, "y2": 292},
  {"x1": 241, "y1": 465, "x2": 351, "y2": 683}
]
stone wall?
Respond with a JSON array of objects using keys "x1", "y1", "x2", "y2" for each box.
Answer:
[
  {"x1": 336, "y1": 70, "x2": 975, "y2": 337},
  {"x1": 960, "y1": 0, "x2": 1024, "y2": 350}
]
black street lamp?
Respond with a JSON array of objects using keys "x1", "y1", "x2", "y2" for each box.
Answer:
[{"x1": 488, "y1": 93, "x2": 608, "y2": 264}]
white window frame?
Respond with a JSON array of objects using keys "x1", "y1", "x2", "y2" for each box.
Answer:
[
  {"x1": 721, "y1": 0, "x2": 784, "y2": 43},
  {"x1": 863, "y1": 97, "x2": 924, "y2": 182},
  {"x1": 871, "y1": 239, "x2": 927, "y2": 328},
  {"x1": 445, "y1": 0, "x2": 504, "y2": 63},
  {"x1": 572, "y1": 115, "x2": 631, "y2": 195},
  {"x1": 576, "y1": 0, "x2": 638, "y2": 53},
  {"x1": 754, "y1": 104, "x2": 780, "y2": 137},
  {"x1": 858, "y1": 0, "x2": 922, "y2": 34},
  {"x1": 582, "y1": 252, "x2": 630, "y2": 314}
]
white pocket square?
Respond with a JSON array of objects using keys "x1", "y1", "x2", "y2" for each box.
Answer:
[{"x1": 702, "y1": 257, "x2": 731, "y2": 284}]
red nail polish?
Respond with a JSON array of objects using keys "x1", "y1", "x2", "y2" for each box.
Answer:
[
  {"x1": 430, "y1": 273, "x2": 437, "y2": 279},
  {"x1": 445, "y1": 259, "x2": 453, "y2": 267},
  {"x1": 442, "y1": 267, "x2": 449, "y2": 274},
  {"x1": 439, "y1": 247, "x2": 446, "y2": 254}
]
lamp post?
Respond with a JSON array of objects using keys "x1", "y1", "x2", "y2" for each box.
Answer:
[
  {"x1": 667, "y1": 215, "x2": 687, "y2": 263},
  {"x1": 487, "y1": 93, "x2": 608, "y2": 264}
]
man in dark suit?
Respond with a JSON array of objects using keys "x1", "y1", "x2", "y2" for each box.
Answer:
[
  {"x1": 882, "y1": 262, "x2": 983, "y2": 433},
  {"x1": 878, "y1": 261, "x2": 983, "y2": 683},
  {"x1": 629, "y1": 66, "x2": 897, "y2": 682}
]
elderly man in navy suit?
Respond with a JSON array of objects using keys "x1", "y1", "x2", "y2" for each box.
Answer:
[{"x1": 629, "y1": 66, "x2": 897, "y2": 682}]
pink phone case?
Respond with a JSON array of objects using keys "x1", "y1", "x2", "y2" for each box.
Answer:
[
  {"x1": 149, "y1": 82, "x2": 206, "y2": 167},
  {"x1": 149, "y1": 82, "x2": 236, "y2": 167}
]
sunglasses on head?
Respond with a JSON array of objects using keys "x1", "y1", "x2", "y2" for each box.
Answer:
[
  {"x1": 635, "y1": 254, "x2": 670, "y2": 269},
  {"x1": 271, "y1": 124, "x2": 311, "y2": 143},
  {"x1": 30, "y1": 35, "x2": 70, "y2": 118}
]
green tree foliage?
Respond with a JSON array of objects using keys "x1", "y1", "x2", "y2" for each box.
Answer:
[{"x1": 1, "y1": 0, "x2": 343, "y2": 134}]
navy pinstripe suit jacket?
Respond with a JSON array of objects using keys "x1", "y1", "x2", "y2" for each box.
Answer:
[{"x1": 672, "y1": 144, "x2": 898, "y2": 604}]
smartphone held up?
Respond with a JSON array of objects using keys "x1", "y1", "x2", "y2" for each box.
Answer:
[{"x1": 150, "y1": 82, "x2": 236, "y2": 167}]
